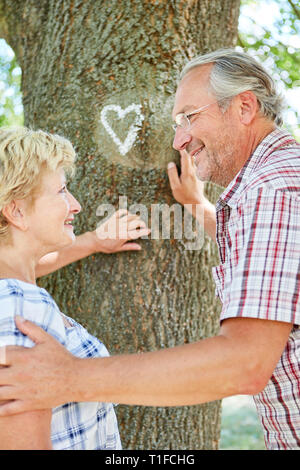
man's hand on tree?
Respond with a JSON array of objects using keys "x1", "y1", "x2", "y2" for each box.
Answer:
[
  {"x1": 167, "y1": 150, "x2": 207, "y2": 207},
  {"x1": 167, "y1": 150, "x2": 217, "y2": 240}
]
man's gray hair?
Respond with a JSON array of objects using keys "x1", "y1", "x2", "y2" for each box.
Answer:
[{"x1": 181, "y1": 49, "x2": 284, "y2": 126}]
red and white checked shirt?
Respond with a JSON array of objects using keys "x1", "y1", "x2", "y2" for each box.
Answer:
[{"x1": 212, "y1": 128, "x2": 300, "y2": 450}]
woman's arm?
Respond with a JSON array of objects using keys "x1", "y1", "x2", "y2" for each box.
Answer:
[
  {"x1": 36, "y1": 210, "x2": 150, "y2": 278},
  {"x1": 0, "y1": 367, "x2": 52, "y2": 450},
  {"x1": 0, "y1": 411, "x2": 52, "y2": 450}
]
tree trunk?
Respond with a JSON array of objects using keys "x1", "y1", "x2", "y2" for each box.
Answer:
[{"x1": 0, "y1": 0, "x2": 240, "y2": 449}]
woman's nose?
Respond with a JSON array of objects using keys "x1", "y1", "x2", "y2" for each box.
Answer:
[{"x1": 68, "y1": 192, "x2": 81, "y2": 214}]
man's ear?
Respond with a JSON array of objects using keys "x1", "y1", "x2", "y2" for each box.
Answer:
[
  {"x1": 237, "y1": 91, "x2": 259, "y2": 125},
  {"x1": 1, "y1": 200, "x2": 29, "y2": 232}
]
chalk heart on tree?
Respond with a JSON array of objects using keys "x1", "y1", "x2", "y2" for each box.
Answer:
[{"x1": 100, "y1": 104, "x2": 144, "y2": 156}]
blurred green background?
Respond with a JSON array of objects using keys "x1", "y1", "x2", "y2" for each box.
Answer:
[{"x1": 221, "y1": 396, "x2": 265, "y2": 450}]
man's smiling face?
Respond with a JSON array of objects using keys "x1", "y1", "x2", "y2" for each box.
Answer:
[{"x1": 172, "y1": 64, "x2": 243, "y2": 187}]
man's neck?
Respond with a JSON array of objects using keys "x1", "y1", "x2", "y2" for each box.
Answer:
[
  {"x1": 227, "y1": 120, "x2": 277, "y2": 187},
  {"x1": 246, "y1": 120, "x2": 277, "y2": 161}
]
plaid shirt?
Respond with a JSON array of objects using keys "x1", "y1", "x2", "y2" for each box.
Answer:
[
  {"x1": 0, "y1": 278, "x2": 121, "y2": 450},
  {"x1": 212, "y1": 128, "x2": 300, "y2": 450}
]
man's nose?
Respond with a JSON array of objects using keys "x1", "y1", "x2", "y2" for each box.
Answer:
[{"x1": 172, "y1": 127, "x2": 192, "y2": 151}]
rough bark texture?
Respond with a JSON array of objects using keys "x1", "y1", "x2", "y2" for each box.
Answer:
[{"x1": 0, "y1": 0, "x2": 240, "y2": 449}]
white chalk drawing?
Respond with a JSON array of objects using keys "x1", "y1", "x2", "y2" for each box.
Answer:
[{"x1": 100, "y1": 104, "x2": 144, "y2": 156}]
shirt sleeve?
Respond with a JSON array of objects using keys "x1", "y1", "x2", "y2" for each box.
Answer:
[
  {"x1": 220, "y1": 186, "x2": 300, "y2": 325},
  {"x1": 0, "y1": 280, "x2": 66, "y2": 349}
]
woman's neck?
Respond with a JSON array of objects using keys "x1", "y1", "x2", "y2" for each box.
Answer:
[{"x1": 0, "y1": 243, "x2": 39, "y2": 285}]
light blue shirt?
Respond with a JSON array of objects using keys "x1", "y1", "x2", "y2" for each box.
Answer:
[{"x1": 0, "y1": 278, "x2": 122, "y2": 450}]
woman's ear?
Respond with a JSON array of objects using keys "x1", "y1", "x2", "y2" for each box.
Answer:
[
  {"x1": 237, "y1": 91, "x2": 259, "y2": 125},
  {"x1": 1, "y1": 200, "x2": 29, "y2": 232}
]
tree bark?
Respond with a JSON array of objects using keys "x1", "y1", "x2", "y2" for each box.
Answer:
[{"x1": 0, "y1": 0, "x2": 240, "y2": 449}]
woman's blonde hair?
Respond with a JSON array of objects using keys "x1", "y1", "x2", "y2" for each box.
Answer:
[{"x1": 0, "y1": 126, "x2": 76, "y2": 241}]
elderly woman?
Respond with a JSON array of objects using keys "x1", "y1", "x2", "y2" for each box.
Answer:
[{"x1": 0, "y1": 127, "x2": 147, "y2": 450}]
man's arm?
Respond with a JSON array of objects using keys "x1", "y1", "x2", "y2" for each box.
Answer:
[
  {"x1": 167, "y1": 150, "x2": 216, "y2": 241},
  {"x1": 36, "y1": 210, "x2": 150, "y2": 278},
  {"x1": 0, "y1": 316, "x2": 291, "y2": 413}
]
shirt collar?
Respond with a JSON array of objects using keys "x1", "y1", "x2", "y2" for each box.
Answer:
[{"x1": 216, "y1": 128, "x2": 294, "y2": 210}]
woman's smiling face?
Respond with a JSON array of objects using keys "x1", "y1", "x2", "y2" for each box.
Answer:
[{"x1": 25, "y1": 167, "x2": 81, "y2": 253}]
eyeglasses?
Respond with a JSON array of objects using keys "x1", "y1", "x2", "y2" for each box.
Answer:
[{"x1": 172, "y1": 97, "x2": 232, "y2": 132}]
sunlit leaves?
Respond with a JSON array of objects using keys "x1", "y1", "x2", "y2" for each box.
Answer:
[
  {"x1": 238, "y1": 0, "x2": 300, "y2": 137},
  {"x1": 0, "y1": 39, "x2": 23, "y2": 126}
]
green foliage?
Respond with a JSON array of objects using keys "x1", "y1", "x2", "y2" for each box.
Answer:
[
  {"x1": 0, "y1": 39, "x2": 23, "y2": 127},
  {"x1": 239, "y1": 0, "x2": 299, "y2": 88},
  {"x1": 239, "y1": 0, "x2": 300, "y2": 137}
]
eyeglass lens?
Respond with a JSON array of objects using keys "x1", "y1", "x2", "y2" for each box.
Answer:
[{"x1": 175, "y1": 113, "x2": 189, "y2": 129}]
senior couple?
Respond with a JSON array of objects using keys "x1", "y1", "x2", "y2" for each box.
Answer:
[{"x1": 0, "y1": 49, "x2": 299, "y2": 450}]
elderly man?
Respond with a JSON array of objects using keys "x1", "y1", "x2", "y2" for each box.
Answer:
[{"x1": 0, "y1": 49, "x2": 299, "y2": 450}]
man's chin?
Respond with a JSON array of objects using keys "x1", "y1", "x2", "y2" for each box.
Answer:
[{"x1": 195, "y1": 165, "x2": 210, "y2": 183}]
